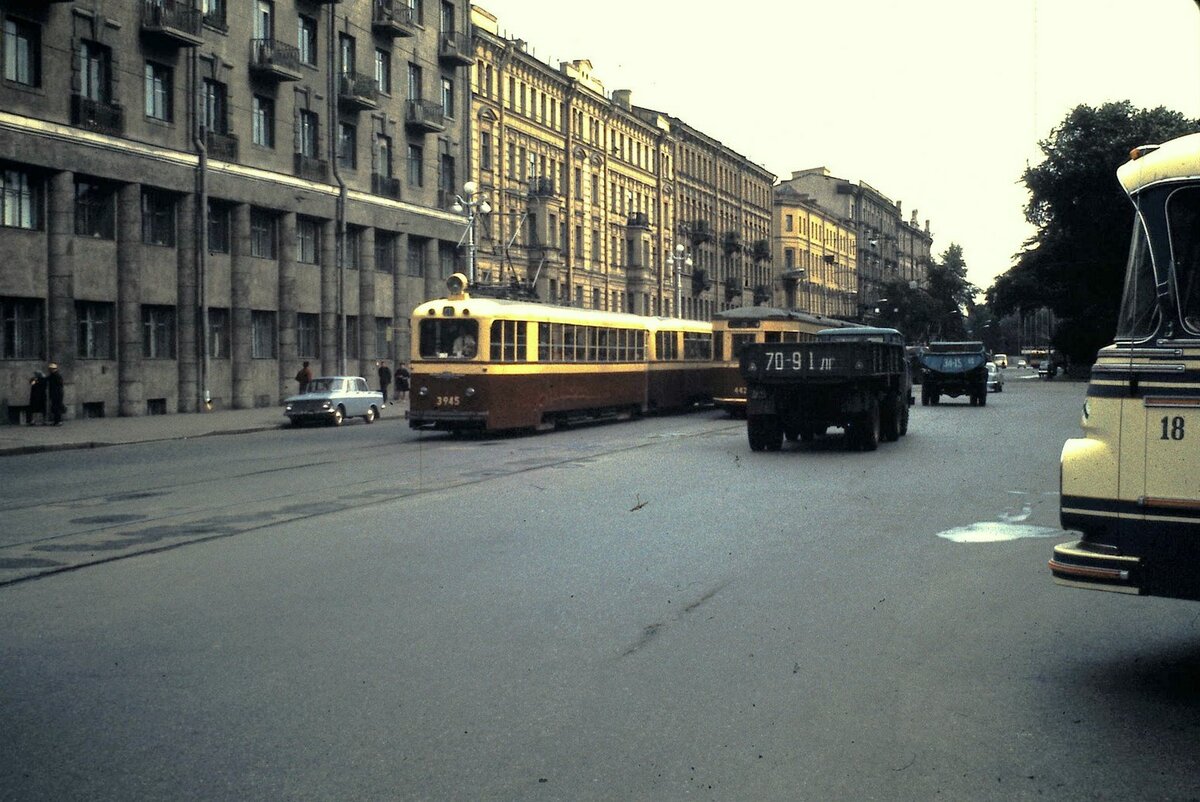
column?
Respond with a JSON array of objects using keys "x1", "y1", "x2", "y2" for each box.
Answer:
[
  {"x1": 177, "y1": 192, "x2": 197, "y2": 412},
  {"x1": 320, "y1": 218, "x2": 338, "y2": 375},
  {"x1": 423, "y1": 237, "x2": 440, "y2": 302},
  {"x1": 231, "y1": 203, "x2": 252, "y2": 409},
  {"x1": 47, "y1": 171, "x2": 75, "y2": 410},
  {"x1": 393, "y1": 232, "x2": 411, "y2": 363},
  {"x1": 116, "y1": 183, "x2": 143, "y2": 417},
  {"x1": 359, "y1": 226, "x2": 375, "y2": 378},
  {"x1": 278, "y1": 211, "x2": 297, "y2": 400}
]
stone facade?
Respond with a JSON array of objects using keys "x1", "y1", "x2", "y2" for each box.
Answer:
[{"x1": 772, "y1": 187, "x2": 858, "y2": 317}]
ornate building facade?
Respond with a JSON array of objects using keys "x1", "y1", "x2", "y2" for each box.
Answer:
[
  {"x1": 772, "y1": 186, "x2": 857, "y2": 317},
  {"x1": 0, "y1": 0, "x2": 472, "y2": 419}
]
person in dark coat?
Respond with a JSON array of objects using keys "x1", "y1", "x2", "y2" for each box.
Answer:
[
  {"x1": 46, "y1": 363, "x2": 65, "y2": 425},
  {"x1": 395, "y1": 362, "x2": 410, "y2": 403},
  {"x1": 377, "y1": 360, "x2": 392, "y2": 404},
  {"x1": 295, "y1": 361, "x2": 313, "y2": 395},
  {"x1": 26, "y1": 371, "x2": 45, "y2": 425}
]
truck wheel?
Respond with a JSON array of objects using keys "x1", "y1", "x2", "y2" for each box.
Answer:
[
  {"x1": 978, "y1": 388, "x2": 988, "y2": 407},
  {"x1": 799, "y1": 423, "x2": 817, "y2": 442},
  {"x1": 784, "y1": 424, "x2": 800, "y2": 442},
  {"x1": 921, "y1": 387, "x2": 930, "y2": 406},
  {"x1": 881, "y1": 394, "x2": 900, "y2": 442},
  {"x1": 748, "y1": 415, "x2": 782, "y2": 452},
  {"x1": 899, "y1": 404, "x2": 910, "y2": 436},
  {"x1": 851, "y1": 400, "x2": 880, "y2": 452}
]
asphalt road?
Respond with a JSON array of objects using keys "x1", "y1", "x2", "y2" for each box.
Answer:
[{"x1": 3, "y1": 373, "x2": 1199, "y2": 801}]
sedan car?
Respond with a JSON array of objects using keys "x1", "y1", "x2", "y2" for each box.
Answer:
[
  {"x1": 284, "y1": 376, "x2": 384, "y2": 426},
  {"x1": 985, "y1": 362, "x2": 1004, "y2": 392}
]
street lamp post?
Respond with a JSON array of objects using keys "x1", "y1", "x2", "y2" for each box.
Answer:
[
  {"x1": 452, "y1": 181, "x2": 491, "y2": 284},
  {"x1": 670, "y1": 243, "x2": 693, "y2": 318}
]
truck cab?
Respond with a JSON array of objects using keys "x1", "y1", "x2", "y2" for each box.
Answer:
[{"x1": 919, "y1": 341, "x2": 989, "y2": 406}]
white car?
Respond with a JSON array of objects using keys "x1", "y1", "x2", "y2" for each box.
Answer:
[
  {"x1": 985, "y1": 362, "x2": 1004, "y2": 392},
  {"x1": 284, "y1": 376, "x2": 384, "y2": 426}
]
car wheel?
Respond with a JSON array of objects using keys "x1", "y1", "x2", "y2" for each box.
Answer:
[
  {"x1": 331, "y1": 406, "x2": 345, "y2": 426},
  {"x1": 364, "y1": 405, "x2": 377, "y2": 424}
]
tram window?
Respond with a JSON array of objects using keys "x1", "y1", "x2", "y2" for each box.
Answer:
[
  {"x1": 783, "y1": 332, "x2": 800, "y2": 342},
  {"x1": 731, "y1": 333, "x2": 755, "y2": 358},
  {"x1": 765, "y1": 332, "x2": 783, "y2": 343},
  {"x1": 419, "y1": 318, "x2": 479, "y2": 359},
  {"x1": 1168, "y1": 187, "x2": 1200, "y2": 334},
  {"x1": 490, "y1": 320, "x2": 526, "y2": 361},
  {"x1": 563, "y1": 325, "x2": 576, "y2": 361},
  {"x1": 586, "y1": 327, "x2": 598, "y2": 361},
  {"x1": 714, "y1": 334, "x2": 725, "y2": 362},
  {"x1": 538, "y1": 322, "x2": 551, "y2": 361},
  {"x1": 683, "y1": 332, "x2": 711, "y2": 360},
  {"x1": 634, "y1": 331, "x2": 646, "y2": 361}
]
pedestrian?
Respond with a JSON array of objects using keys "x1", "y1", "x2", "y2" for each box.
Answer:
[
  {"x1": 46, "y1": 362, "x2": 65, "y2": 425},
  {"x1": 377, "y1": 360, "x2": 392, "y2": 405},
  {"x1": 295, "y1": 361, "x2": 313, "y2": 394},
  {"x1": 26, "y1": 370, "x2": 45, "y2": 425},
  {"x1": 395, "y1": 361, "x2": 410, "y2": 403}
]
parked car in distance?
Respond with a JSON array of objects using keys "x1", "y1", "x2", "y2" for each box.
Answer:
[
  {"x1": 284, "y1": 376, "x2": 383, "y2": 426},
  {"x1": 993, "y1": 353, "x2": 1008, "y2": 368},
  {"x1": 1016, "y1": 358, "x2": 1028, "y2": 368},
  {"x1": 986, "y1": 362, "x2": 1004, "y2": 392}
]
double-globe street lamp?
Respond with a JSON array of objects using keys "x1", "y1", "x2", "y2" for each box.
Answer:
[
  {"x1": 452, "y1": 181, "x2": 492, "y2": 284},
  {"x1": 670, "y1": 243, "x2": 693, "y2": 318}
]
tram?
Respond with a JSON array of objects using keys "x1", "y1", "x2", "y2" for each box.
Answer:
[
  {"x1": 711, "y1": 306, "x2": 856, "y2": 416},
  {"x1": 1050, "y1": 133, "x2": 1200, "y2": 600},
  {"x1": 407, "y1": 274, "x2": 715, "y2": 433}
]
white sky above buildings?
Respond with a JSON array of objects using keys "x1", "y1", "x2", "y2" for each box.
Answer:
[{"x1": 473, "y1": 0, "x2": 1200, "y2": 296}]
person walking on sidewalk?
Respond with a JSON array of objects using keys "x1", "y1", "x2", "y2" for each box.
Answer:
[
  {"x1": 26, "y1": 371, "x2": 45, "y2": 425},
  {"x1": 395, "y1": 362, "x2": 410, "y2": 403},
  {"x1": 376, "y1": 360, "x2": 392, "y2": 404},
  {"x1": 295, "y1": 361, "x2": 313, "y2": 395},
  {"x1": 46, "y1": 363, "x2": 65, "y2": 425}
]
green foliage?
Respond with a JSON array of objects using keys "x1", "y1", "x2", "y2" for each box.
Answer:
[
  {"x1": 873, "y1": 244, "x2": 977, "y2": 342},
  {"x1": 987, "y1": 101, "x2": 1196, "y2": 364}
]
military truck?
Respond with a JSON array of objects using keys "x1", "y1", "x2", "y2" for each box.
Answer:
[
  {"x1": 918, "y1": 341, "x2": 989, "y2": 406},
  {"x1": 739, "y1": 327, "x2": 912, "y2": 452}
]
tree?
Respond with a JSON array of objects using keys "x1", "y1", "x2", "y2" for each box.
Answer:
[
  {"x1": 987, "y1": 101, "x2": 1196, "y2": 364},
  {"x1": 872, "y1": 243, "x2": 976, "y2": 343}
]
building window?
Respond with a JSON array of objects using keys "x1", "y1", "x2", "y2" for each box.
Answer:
[
  {"x1": 252, "y1": 95, "x2": 274, "y2": 148},
  {"x1": 407, "y1": 143, "x2": 423, "y2": 187},
  {"x1": 75, "y1": 301, "x2": 112, "y2": 359},
  {"x1": 142, "y1": 305, "x2": 176, "y2": 359},
  {"x1": 207, "y1": 307, "x2": 230, "y2": 358},
  {"x1": 784, "y1": 248, "x2": 795, "y2": 269},
  {"x1": 296, "y1": 312, "x2": 319, "y2": 358},
  {"x1": 254, "y1": 0, "x2": 274, "y2": 39},
  {"x1": 296, "y1": 217, "x2": 320, "y2": 264},
  {"x1": 376, "y1": 134, "x2": 393, "y2": 178},
  {"x1": 3, "y1": 296, "x2": 43, "y2": 359},
  {"x1": 441, "y1": 76, "x2": 454, "y2": 118},
  {"x1": 337, "y1": 122, "x2": 356, "y2": 169},
  {"x1": 785, "y1": 214, "x2": 793, "y2": 232},
  {"x1": 375, "y1": 231, "x2": 395, "y2": 273},
  {"x1": 480, "y1": 131, "x2": 492, "y2": 171},
  {"x1": 4, "y1": 18, "x2": 40, "y2": 87},
  {"x1": 202, "y1": 0, "x2": 227, "y2": 29},
  {"x1": 251, "y1": 310, "x2": 276, "y2": 358},
  {"x1": 438, "y1": 153, "x2": 455, "y2": 195},
  {"x1": 1, "y1": 166, "x2": 39, "y2": 230},
  {"x1": 203, "y1": 79, "x2": 228, "y2": 134},
  {"x1": 208, "y1": 201, "x2": 230, "y2": 254},
  {"x1": 345, "y1": 228, "x2": 360, "y2": 269},
  {"x1": 374, "y1": 48, "x2": 390, "y2": 94},
  {"x1": 78, "y1": 40, "x2": 111, "y2": 102},
  {"x1": 439, "y1": 242, "x2": 456, "y2": 279},
  {"x1": 144, "y1": 61, "x2": 172, "y2": 122},
  {"x1": 298, "y1": 109, "x2": 319, "y2": 158},
  {"x1": 250, "y1": 210, "x2": 276, "y2": 258},
  {"x1": 74, "y1": 178, "x2": 115, "y2": 239},
  {"x1": 408, "y1": 0, "x2": 424, "y2": 25},
  {"x1": 345, "y1": 315, "x2": 359, "y2": 359},
  {"x1": 375, "y1": 317, "x2": 391, "y2": 359},
  {"x1": 338, "y1": 33, "x2": 355, "y2": 75},
  {"x1": 298, "y1": 15, "x2": 317, "y2": 66},
  {"x1": 408, "y1": 62, "x2": 422, "y2": 100},
  {"x1": 141, "y1": 189, "x2": 175, "y2": 246},
  {"x1": 407, "y1": 237, "x2": 426, "y2": 276}
]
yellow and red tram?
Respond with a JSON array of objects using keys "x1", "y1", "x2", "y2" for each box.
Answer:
[
  {"x1": 711, "y1": 306, "x2": 856, "y2": 416},
  {"x1": 407, "y1": 275, "x2": 714, "y2": 433}
]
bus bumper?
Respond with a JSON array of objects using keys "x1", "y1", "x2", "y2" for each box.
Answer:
[{"x1": 1049, "y1": 540, "x2": 1142, "y2": 595}]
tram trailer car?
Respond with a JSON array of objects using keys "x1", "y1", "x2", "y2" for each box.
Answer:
[
  {"x1": 919, "y1": 341, "x2": 989, "y2": 406},
  {"x1": 1050, "y1": 135, "x2": 1200, "y2": 600},
  {"x1": 740, "y1": 327, "x2": 911, "y2": 452},
  {"x1": 711, "y1": 307, "x2": 856, "y2": 417},
  {"x1": 407, "y1": 275, "x2": 715, "y2": 433}
]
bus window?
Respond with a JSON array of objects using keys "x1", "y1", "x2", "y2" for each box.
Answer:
[
  {"x1": 1116, "y1": 216, "x2": 1159, "y2": 340},
  {"x1": 1168, "y1": 187, "x2": 1200, "y2": 334},
  {"x1": 419, "y1": 318, "x2": 479, "y2": 359}
]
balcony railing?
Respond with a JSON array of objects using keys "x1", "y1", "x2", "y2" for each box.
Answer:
[
  {"x1": 626, "y1": 212, "x2": 649, "y2": 228},
  {"x1": 294, "y1": 153, "x2": 328, "y2": 182},
  {"x1": 372, "y1": 0, "x2": 417, "y2": 38},
  {"x1": 250, "y1": 39, "x2": 302, "y2": 82},
  {"x1": 438, "y1": 31, "x2": 473, "y2": 66},
  {"x1": 337, "y1": 72, "x2": 379, "y2": 112},
  {"x1": 404, "y1": 99, "x2": 445, "y2": 133},
  {"x1": 71, "y1": 94, "x2": 124, "y2": 136},
  {"x1": 206, "y1": 130, "x2": 238, "y2": 162},
  {"x1": 529, "y1": 177, "x2": 555, "y2": 197},
  {"x1": 140, "y1": 0, "x2": 203, "y2": 47},
  {"x1": 371, "y1": 173, "x2": 402, "y2": 200}
]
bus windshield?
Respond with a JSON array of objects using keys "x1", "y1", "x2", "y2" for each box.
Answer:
[
  {"x1": 419, "y1": 319, "x2": 479, "y2": 359},
  {"x1": 1168, "y1": 186, "x2": 1200, "y2": 335}
]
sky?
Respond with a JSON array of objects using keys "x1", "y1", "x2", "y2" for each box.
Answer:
[{"x1": 472, "y1": 0, "x2": 1200, "y2": 295}]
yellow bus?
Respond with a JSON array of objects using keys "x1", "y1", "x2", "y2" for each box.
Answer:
[
  {"x1": 407, "y1": 275, "x2": 714, "y2": 433},
  {"x1": 1050, "y1": 134, "x2": 1200, "y2": 600},
  {"x1": 711, "y1": 306, "x2": 855, "y2": 416}
]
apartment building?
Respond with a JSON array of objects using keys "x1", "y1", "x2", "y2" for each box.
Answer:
[
  {"x1": 772, "y1": 185, "x2": 857, "y2": 317},
  {"x1": 0, "y1": 0, "x2": 471, "y2": 420}
]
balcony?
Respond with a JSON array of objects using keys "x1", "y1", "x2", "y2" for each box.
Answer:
[
  {"x1": 372, "y1": 0, "x2": 417, "y2": 38},
  {"x1": 140, "y1": 1, "x2": 204, "y2": 47},
  {"x1": 294, "y1": 153, "x2": 328, "y2": 183},
  {"x1": 338, "y1": 72, "x2": 379, "y2": 112},
  {"x1": 438, "y1": 31, "x2": 473, "y2": 66},
  {"x1": 626, "y1": 212, "x2": 649, "y2": 229},
  {"x1": 250, "y1": 39, "x2": 302, "y2": 82},
  {"x1": 371, "y1": 173, "x2": 402, "y2": 200},
  {"x1": 626, "y1": 265, "x2": 651, "y2": 285},
  {"x1": 71, "y1": 94, "x2": 124, "y2": 136},
  {"x1": 206, "y1": 131, "x2": 238, "y2": 162},
  {"x1": 404, "y1": 99, "x2": 445, "y2": 133},
  {"x1": 529, "y1": 177, "x2": 555, "y2": 197}
]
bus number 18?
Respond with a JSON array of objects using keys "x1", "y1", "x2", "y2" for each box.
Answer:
[{"x1": 1160, "y1": 415, "x2": 1186, "y2": 441}]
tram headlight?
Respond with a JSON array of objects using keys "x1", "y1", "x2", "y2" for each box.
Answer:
[
  {"x1": 464, "y1": 386, "x2": 476, "y2": 398},
  {"x1": 418, "y1": 386, "x2": 429, "y2": 397}
]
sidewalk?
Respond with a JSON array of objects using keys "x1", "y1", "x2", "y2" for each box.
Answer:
[{"x1": 0, "y1": 405, "x2": 296, "y2": 457}]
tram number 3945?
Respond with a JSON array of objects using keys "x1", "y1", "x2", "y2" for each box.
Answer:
[
  {"x1": 764, "y1": 351, "x2": 835, "y2": 372},
  {"x1": 435, "y1": 395, "x2": 462, "y2": 408},
  {"x1": 1160, "y1": 415, "x2": 1187, "y2": 441}
]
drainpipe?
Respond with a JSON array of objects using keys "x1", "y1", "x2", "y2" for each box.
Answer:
[
  {"x1": 329, "y1": 4, "x2": 347, "y2": 375},
  {"x1": 191, "y1": 46, "x2": 210, "y2": 411}
]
